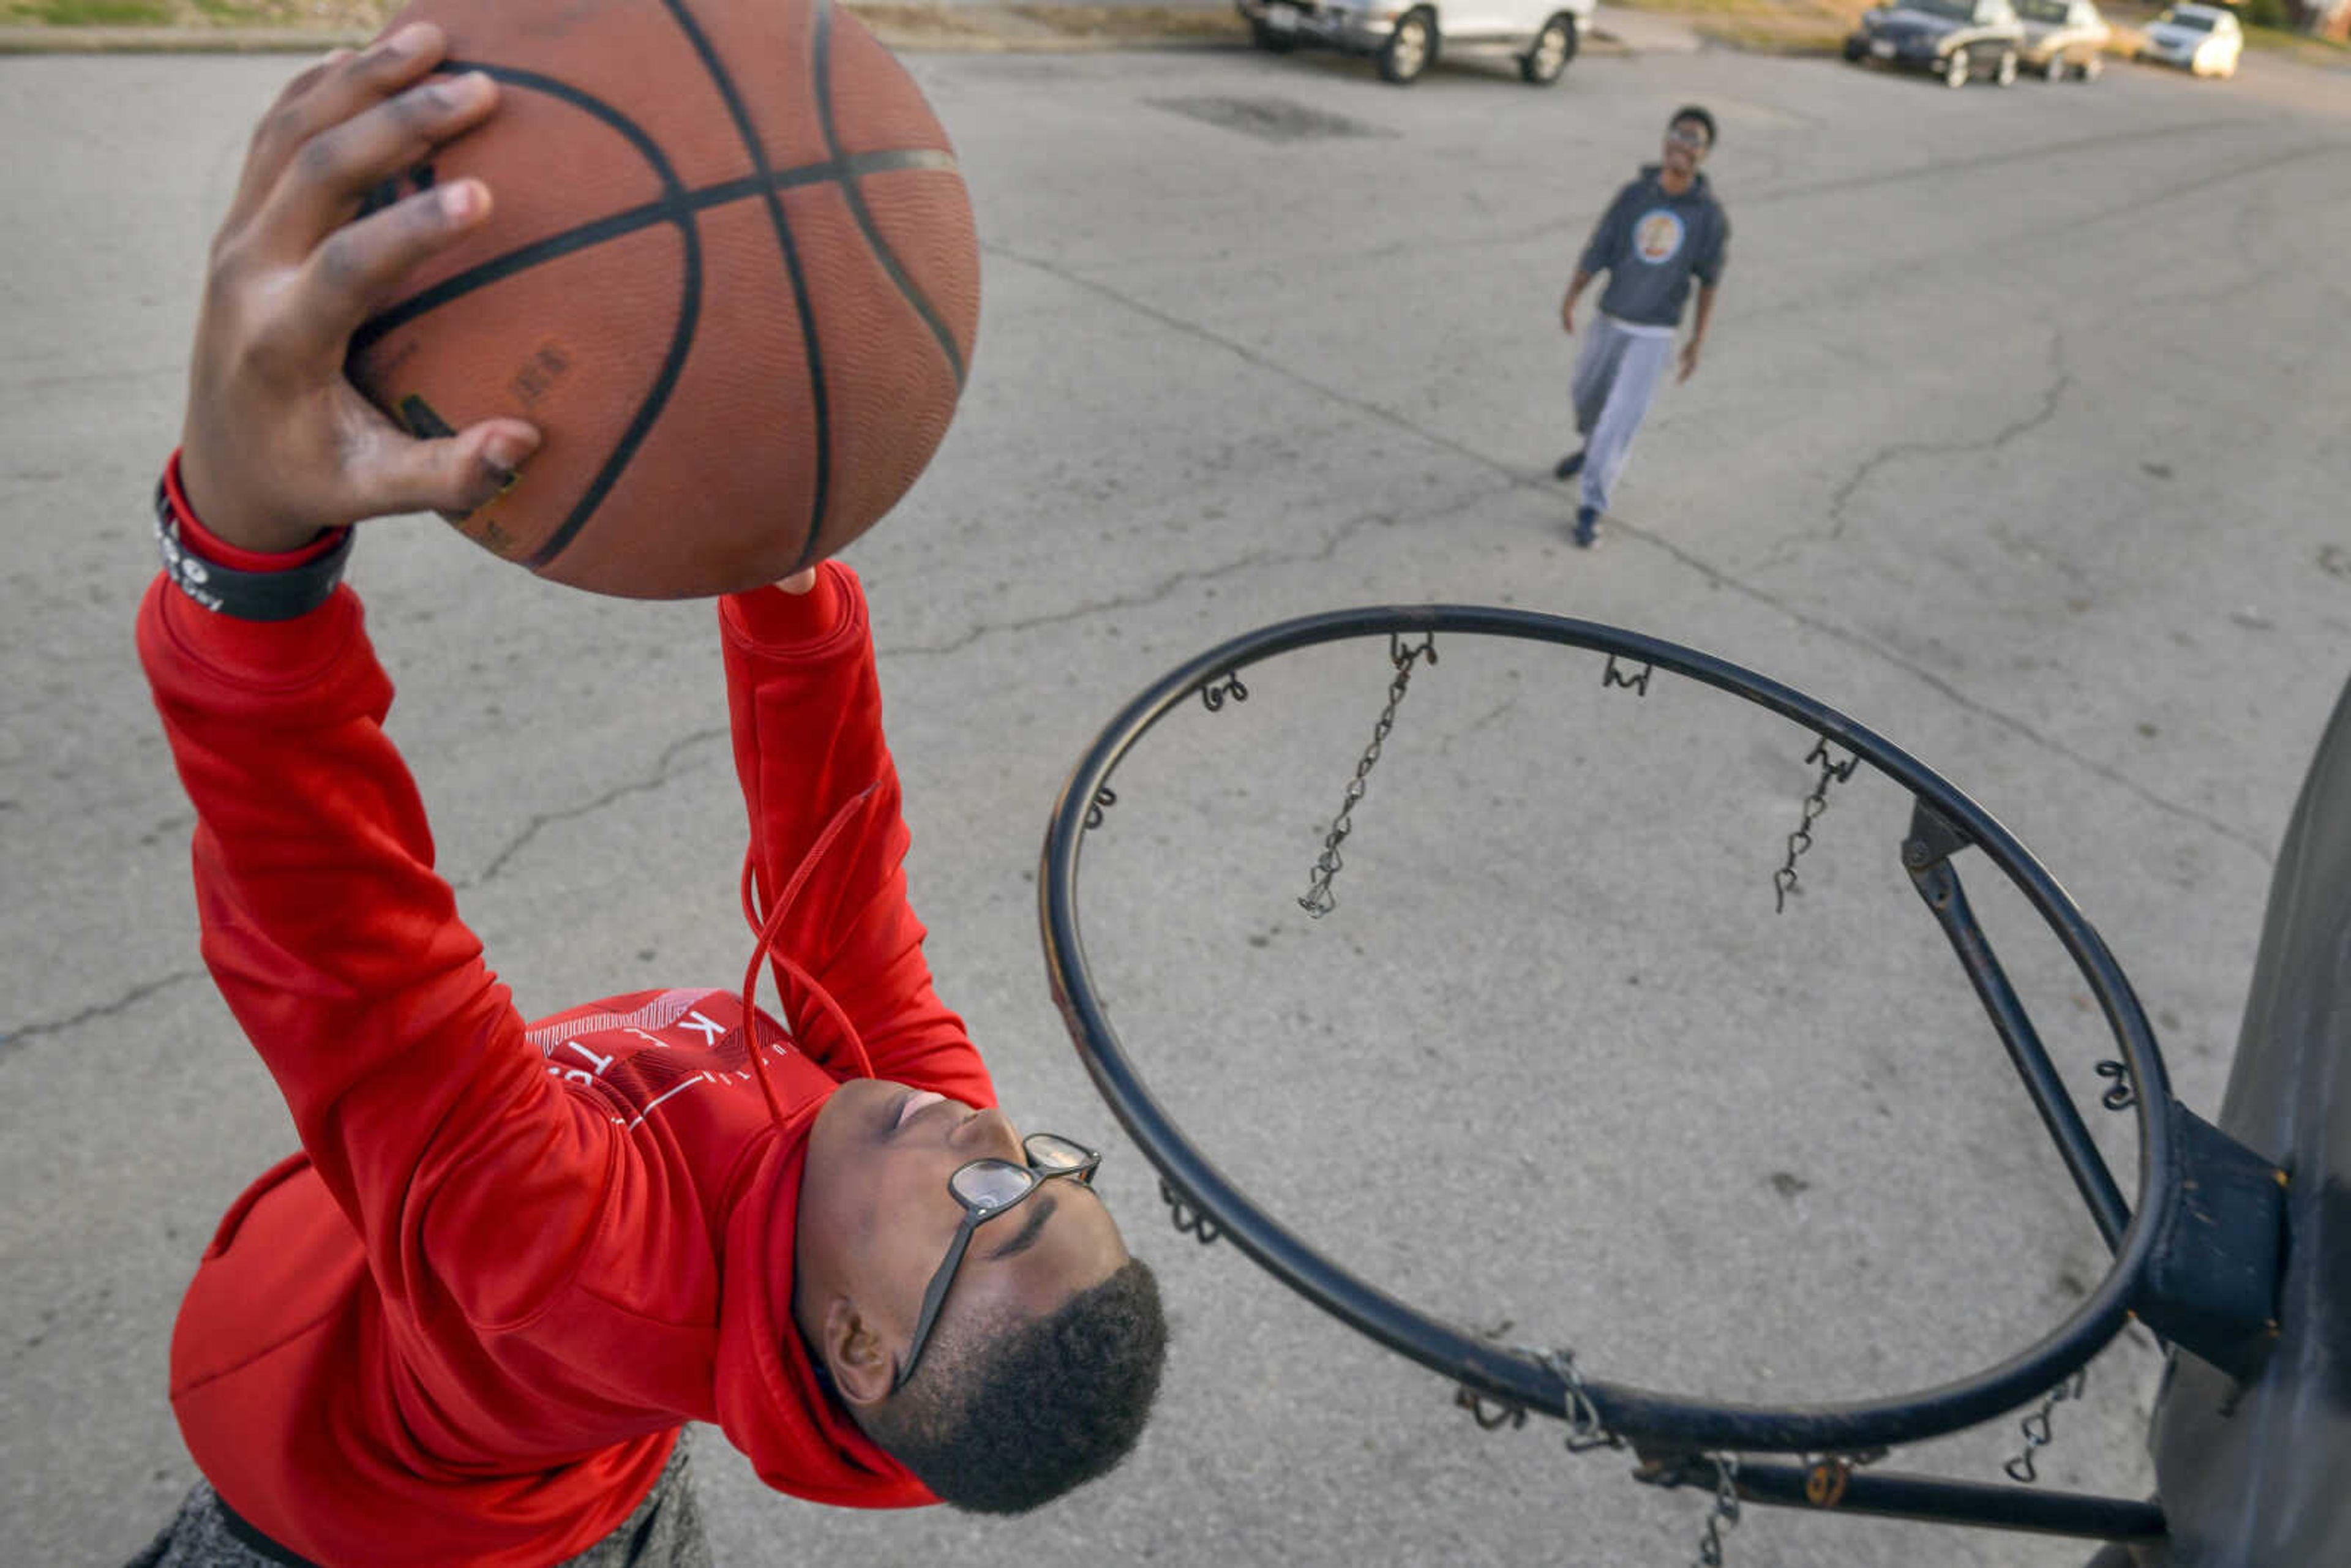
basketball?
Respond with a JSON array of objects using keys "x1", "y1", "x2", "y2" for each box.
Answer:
[{"x1": 348, "y1": 0, "x2": 980, "y2": 598}]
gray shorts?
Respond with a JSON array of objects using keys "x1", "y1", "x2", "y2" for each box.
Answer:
[{"x1": 125, "y1": 1430, "x2": 710, "y2": 1568}]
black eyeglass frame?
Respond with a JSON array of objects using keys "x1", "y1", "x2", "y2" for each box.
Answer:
[{"x1": 892, "y1": 1133, "x2": 1101, "y2": 1393}]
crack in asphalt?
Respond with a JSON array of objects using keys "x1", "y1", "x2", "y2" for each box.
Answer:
[
  {"x1": 986, "y1": 244, "x2": 2273, "y2": 866},
  {"x1": 11, "y1": 363, "x2": 182, "y2": 395},
  {"x1": 1754, "y1": 116, "x2": 2265, "y2": 211},
  {"x1": 1157, "y1": 116, "x2": 2271, "y2": 279},
  {"x1": 0, "y1": 968, "x2": 204, "y2": 1060},
  {"x1": 985, "y1": 240, "x2": 1544, "y2": 487},
  {"x1": 18, "y1": 105, "x2": 2309, "y2": 1062},
  {"x1": 877, "y1": 489, "x2": 1505, "y2": 659},
  {"x1": 4, "y1": 732, "x2": 737, "y2": 1054},
  {"x1": 461, "y1": 726, "x2": 731, "y2": 888},
  {"x1": 1683, "y1": 135, "x2": 2350, "y2": 351},
  {"x1": 1755, "y1": 324, "x2": 2073, "y2": 572},
  {"x1": 1603, "y1": 515, "x2": 2272, "y2": 862}
]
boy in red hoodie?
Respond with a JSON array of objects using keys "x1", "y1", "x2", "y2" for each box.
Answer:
[{"x1": 130, "y1": 28, "x2": 1165, "y2": 1567}]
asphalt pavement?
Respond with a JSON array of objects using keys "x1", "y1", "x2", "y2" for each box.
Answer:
[{"x1": 4, "y1": 30, "x2": 2350, "y2": 1568}]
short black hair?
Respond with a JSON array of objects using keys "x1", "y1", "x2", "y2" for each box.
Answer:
[
  {"x1": 869, "y1": 1257, "x2": 1168, "y2": 1515},
  {"x1": 1670, "y1": 105, "x2": 1718, "y2": 148}
]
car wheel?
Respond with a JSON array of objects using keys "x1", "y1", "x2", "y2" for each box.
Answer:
[
  {"x1": 1843, "y1": 36, "x2": 1864, "y2": 61},
  {"x1": 1944, "y1": 49, "x2": 1971, "y2": 87},
  {"x1": 1520, "y1": 13, "x2": 1576, "y2": 82},
  {"x1": 1379, "y1": 7, "x2": 1434, "y2": 82},
  {"x1": 2080, "y1": 50, "x2": 2101, "y2": 80},
  {"x1": 1996, "y1": 48, "x2": 2019, "y2": 86},
  {"x1": 1249, "y1": 17, "x2": 1299, "y2": 51}
]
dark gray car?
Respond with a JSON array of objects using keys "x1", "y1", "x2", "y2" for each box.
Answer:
[{"x1": 1845, "y1": 0, "x2": 2027, "y2": 87}]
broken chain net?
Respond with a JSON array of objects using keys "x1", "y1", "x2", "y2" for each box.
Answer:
[
  {"x1": 2004, "y1": 1367, "x2": 2088, "y2": 1483},
  {"x1": 1299, "y1": 632, "x2": 1437, "y2": 918},
  {"x1": 1692, "y1": 1455, "x2": 1742, "y2": 1568},
  {"x1": 1772, "y1": 737, "x2": 1858, "y2": 913},
  {"x1": 1456, "y1": 1347, "x2": 1757, "y2": 1567}
]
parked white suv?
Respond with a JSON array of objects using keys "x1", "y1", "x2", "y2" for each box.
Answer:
[{"x1": 1237, "y1": 0, "x2": 1599, "y2": 84}]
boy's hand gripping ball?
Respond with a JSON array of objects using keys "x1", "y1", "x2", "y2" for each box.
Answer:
[{"x1": 350, "y1": 0, "x2": 979, "y2": 598}]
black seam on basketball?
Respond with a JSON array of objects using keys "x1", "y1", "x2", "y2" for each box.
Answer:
[
  {"x1": 812, "y1": 0, "x2": 968, "y2": 392},
  {"x1": 349, "y1": 149, "x2": 957, "y2": 358},
  {"x1": 661, "y1": 0, "x2": 833, "y2": 571},
  {"x1": 348, "y1": 62, "x2": 703, "y2": 574}
]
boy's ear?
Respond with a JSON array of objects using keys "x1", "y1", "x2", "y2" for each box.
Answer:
[{"x1": 822, "y1": 1296, "x2": 898, "y2": 1409}]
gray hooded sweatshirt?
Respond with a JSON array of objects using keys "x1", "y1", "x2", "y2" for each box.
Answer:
[{"x1": 1578, "y1": 165, "x2": 1730, "y2": 331}]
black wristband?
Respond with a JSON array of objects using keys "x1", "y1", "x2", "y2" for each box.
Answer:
[{"x1": 154, "y1": 475, "x2": 353, "y2": 622}]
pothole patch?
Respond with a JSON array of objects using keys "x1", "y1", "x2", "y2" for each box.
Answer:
[{"x1": 1150, "y1": 94, "x2": 1393, "y2": 141}]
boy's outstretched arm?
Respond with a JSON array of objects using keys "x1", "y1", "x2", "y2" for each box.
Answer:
[
  {"x1": 719, "y1": 572, "x2": 995, "y2": 1104},
  {"x1": 143, "y1": 31, "x2": 652, "y2": 1324}
]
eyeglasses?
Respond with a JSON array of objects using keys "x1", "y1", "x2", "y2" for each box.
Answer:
[
  {"x1": 893, "y1": 1132, "x2": 1102, "y2": 1392},
  {"x1": 1667, "y1": 125, "x2": 1710, "y2": 151}
]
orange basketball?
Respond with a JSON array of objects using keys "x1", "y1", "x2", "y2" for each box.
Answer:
[{"x1": 350, "y1": 0, "x2": 979, "y2": 598}]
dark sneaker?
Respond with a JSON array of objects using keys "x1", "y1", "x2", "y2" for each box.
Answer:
[
  {"x1": 1573, "y1": 506, "x2": 1599, "y2": 547},
  {"x1": 1553, "y1": 449, "x2": 1586, "y2": 481}
]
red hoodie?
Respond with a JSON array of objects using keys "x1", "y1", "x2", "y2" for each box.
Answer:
[{"x1": 138, "y1": 557, "x2": 996, "y2": 1567}]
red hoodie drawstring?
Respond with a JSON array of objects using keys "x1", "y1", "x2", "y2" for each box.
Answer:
[{"x1": 736, "y1": 784, "x2": 883, "y2": 1126}]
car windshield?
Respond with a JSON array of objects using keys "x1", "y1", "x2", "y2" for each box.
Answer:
[
  {"x1": 2157, "y1": 8, "x2": 2215, "y2": 28},
  {"x1": 2015, "y1": 0, "x2": 2068, "y2": 18},
  {"x1": 1899, "y1": 0, "x2": 1974, "y2": 18}
]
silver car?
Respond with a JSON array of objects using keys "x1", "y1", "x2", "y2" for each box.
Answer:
[
  {"x1": 2136, "y1": 2, "x2": 2244, "y2": 76},
  {"x1": 2015, "y1": 0, "x2": 2112, "y2": 78},
  {"x1": 1237, "y1": 0, "x2": 1597, "y2": 85}
]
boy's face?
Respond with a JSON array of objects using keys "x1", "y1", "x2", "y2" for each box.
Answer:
[
  {"x1": 1663, "y1": 119, "x2": 1711, "y2": 179},
  {"x1": 796, "y1": 1078, "x2": 1129, "y2": 1406}
]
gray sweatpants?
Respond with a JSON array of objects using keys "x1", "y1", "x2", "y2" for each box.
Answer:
[
  {"x1": 126, "y1": 1430, "x2": 710, "y2": 1568},
  {"x1": 1570, "y1": 315, "x2": 1677, "y2": 517}
]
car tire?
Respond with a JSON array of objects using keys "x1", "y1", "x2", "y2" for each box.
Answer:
[
  {"x1": 2081, "y1": 50, "x2": 2102, "y2": 80},
  {"x1": 1843, "y1": 36, "x2": 1865, "y2": 61},
  {"x1": 1249, "y1": 17, "x2": 1299, "y2": 50},
  {"x1": 1379, "y1": 7, "x2": 1435, "y2": 83},
  {"x1": 1944, "y1": 49, "x2": 1971, "y2": 87},
  {"x1": 1520, "y1": 12, "x2": 1576, "y2": 82},
  {"x1": 1996, "y1": 48, "x2": 2019, "y2": 86}
]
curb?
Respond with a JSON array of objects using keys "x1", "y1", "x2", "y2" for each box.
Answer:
[
  {"x1": 1, "y1": 12, "x2": 1248, "y2": 55},
  {"x1": 0, "y1": 25, "x2": 373, "y2": 54},
  {"x1": 0, "y1": 7, "x2": 1662, "y2": 57}
]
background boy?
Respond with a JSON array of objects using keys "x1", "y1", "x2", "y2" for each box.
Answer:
[{"x1": 1555, "y1": 105, "x2": 1731, "y2": 548}]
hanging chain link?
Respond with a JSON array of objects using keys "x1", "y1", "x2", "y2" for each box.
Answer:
[
  {"x1": 1603, "y1": 654, "x2": 1654, "y2": 696},
  {"x1": 1772, "y1": 738, "x2": 1858, "y2": 913},
  {"x1": 1299, "y1": 633, "x2": 1438, "y2": 918},
  {"x1": 1157, "y1": 1177, "x2": 1223, "y2": 1245},
  {"x1": 1692, "y1": 1455, "x2": 1742, "y2": 1568},
  {"x1": 1201, "y1": 669, "x2": 1250, "y2": 712},
  {"x1": 2004, "y1": 1368, "x2": 2088, "y2": 1483},
  {"x1": 2093, "y1": 1060, "x2": 2137, "y2": 1111},
  {"x1": 1452, "y1": 1345, "x2": 1782, "y2": 1568},
  {"x1": 1534, "y1": 1347, "x2": 1624, "y2": 1454}
]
